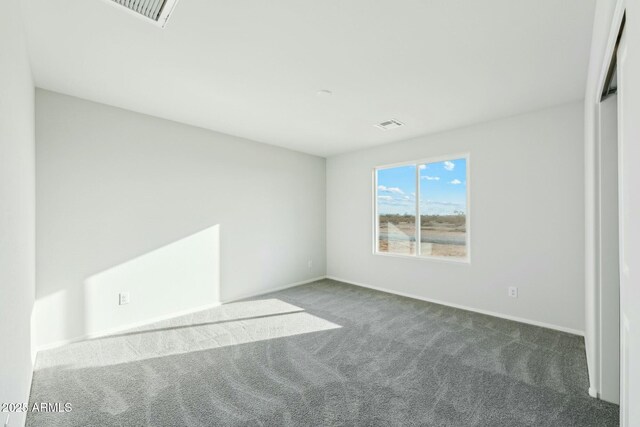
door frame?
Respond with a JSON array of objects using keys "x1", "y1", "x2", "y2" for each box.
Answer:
[{"x1": 585, "y1": 0, "x2": 626, "y2": 400}]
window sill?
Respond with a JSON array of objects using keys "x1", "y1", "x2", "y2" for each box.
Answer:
[{"x1": 373, "y1": 251, "x2": 471, "y2": 265}]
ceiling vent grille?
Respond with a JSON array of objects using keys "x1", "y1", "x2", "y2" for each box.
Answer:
[
  {"x1": 375, "y1": 119, "x2": 404, "y2": 131},
  {"x1": 111, "y1": 0, "x2": 180, "y2": 28}
]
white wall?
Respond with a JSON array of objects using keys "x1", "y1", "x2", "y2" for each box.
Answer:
[
  {"x1": 34, "y1": 90, "x2": 326, "y2": 349},
  {"x1": 0, "y1": 1, "x2": 36, "y2": 426},
  {"x1": 327, "y1": 102, "x2": 585, "y2": 333}
]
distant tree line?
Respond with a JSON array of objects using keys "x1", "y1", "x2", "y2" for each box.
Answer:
[{"x1": 379, "y1": 213, "x2": 466, "y2": 227}]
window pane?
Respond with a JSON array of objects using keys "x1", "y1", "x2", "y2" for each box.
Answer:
[
  {"x1": 377, "y1": 165, "x2": 417, "y2": 255},
  {"x1": 419, "y1": 158, "x2": 467, "y2": 258}
]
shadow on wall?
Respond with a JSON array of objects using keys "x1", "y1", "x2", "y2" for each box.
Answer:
[{"x1": 33, "y1": 225, "x2": 221, "y2": 350}]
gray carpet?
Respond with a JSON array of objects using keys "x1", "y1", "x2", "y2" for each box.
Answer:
[{"x1": 27, "y1": 279, "x2": 619, "y2": 426}]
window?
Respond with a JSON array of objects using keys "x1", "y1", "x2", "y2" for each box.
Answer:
[{"x1": 375, "y1": 155, "x2": 469, "y2": 261}]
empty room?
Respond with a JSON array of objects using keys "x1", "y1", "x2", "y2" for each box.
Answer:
[{"x1": 2, "y1": 0, "x2": 640, "y2": 426}]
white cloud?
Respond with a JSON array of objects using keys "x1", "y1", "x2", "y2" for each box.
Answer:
[
  {"x1": 443, "y1": 161, "x2": 455, "y2": 171},
  {"x1": 419, "y1": 165, "x2": 427, "y2": 170},
  {"x1": 421, "y1": 175, "x2": 440, "y2": 181},
  {"x1": 378, "y1": 195, "x2": 393, "y2": 200},
  {"x1": 450, "y1": 179, "x2": 462, "y2": 185},
  {"x1": 377, "y1": 185, "x2": 404, "y2": 195}
]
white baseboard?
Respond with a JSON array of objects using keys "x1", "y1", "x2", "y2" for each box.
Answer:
[
  {"x1": 35, "y1": 276, "x2": 327, "y2": 354},
  {"x1": 326, "y1": 275, "x2": 585, "y2": 336},
  {"x1": 223, "y1": 276, "x2": 327, "y2": 303},
  {"x1": 588, "y1": 387, "x2": 599, "y2": 398},
  {"x1": 35, "y1": 301, "x2": 222, "y2": 353},
  {"x1": 35, "y1": 274, "x2": 583, "y2": 354}
]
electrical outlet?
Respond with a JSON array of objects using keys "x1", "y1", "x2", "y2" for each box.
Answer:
[
  {"x1": 119, "y1": 292, "x2": 130, "y2": 305},
  {"x1": 308, "y1": 260, "x2": 313, "y2": 269},
  {"x1": 508, "y1": 287, "x2": 518, "y2": 298}
]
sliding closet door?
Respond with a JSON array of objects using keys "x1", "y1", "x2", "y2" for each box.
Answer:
[{"x1": 616, "y1": 25, "x2": 639, "y2": 427}]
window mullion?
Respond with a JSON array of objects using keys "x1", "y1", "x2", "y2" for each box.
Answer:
[{"x1": 416, "y1": 164, "x2": 420, "y2": 256}]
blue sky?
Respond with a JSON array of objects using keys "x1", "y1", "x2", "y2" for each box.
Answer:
[{"x1": 377, "y1": 158, "x2": 467, "y2": 215}]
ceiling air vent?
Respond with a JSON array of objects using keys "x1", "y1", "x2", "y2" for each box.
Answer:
[
  {"x1": 375, "y1": 119, "x2": 404, "y2": 131},
  {"x1": 111, "y1": 0, "x2": 180, "y2": 28}
]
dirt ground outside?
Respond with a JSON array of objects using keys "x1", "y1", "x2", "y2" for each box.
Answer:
[{"x1": 378, "y1": 215, "x2": 466, "y2": 258}]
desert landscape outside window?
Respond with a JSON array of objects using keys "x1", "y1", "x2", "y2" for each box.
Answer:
[{"x1": 375, "y1": 155, "x2": 469, "y2": 261}]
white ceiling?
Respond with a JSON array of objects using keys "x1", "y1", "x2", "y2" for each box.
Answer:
[{"x1": 23, "y1": 0, "x2": 595, "y2": 157}]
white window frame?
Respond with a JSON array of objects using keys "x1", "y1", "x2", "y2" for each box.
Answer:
[{"x1": 372, "y1": 153, "x2": 471, "y2": 264}]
